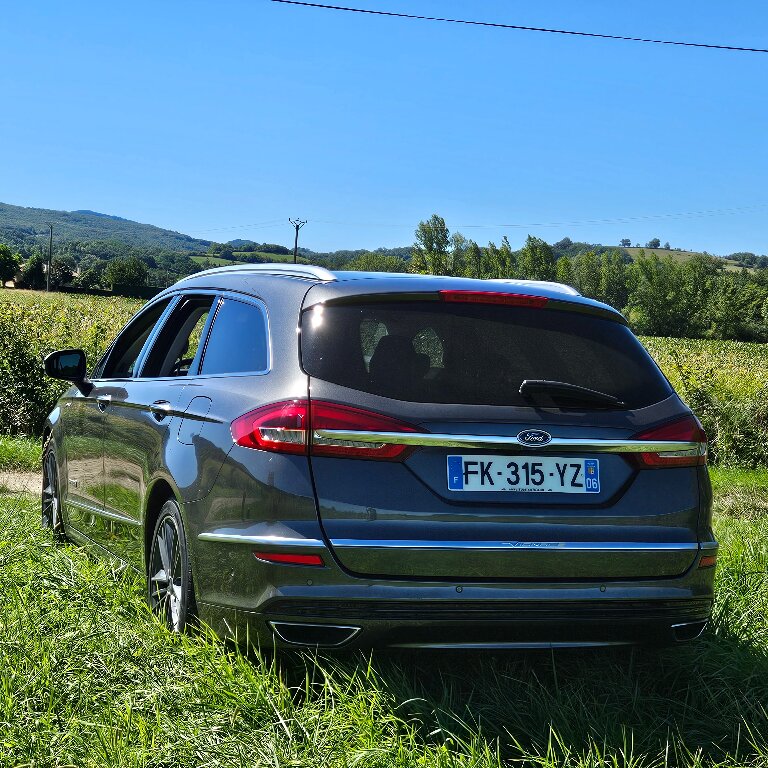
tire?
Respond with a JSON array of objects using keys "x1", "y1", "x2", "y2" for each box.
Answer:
[
  {"x1": 147, "y1": 499, "x2": 196, "y2": 632},
  {"x1": 42, "y1": 442, "x2": 66, "y2": 542}
]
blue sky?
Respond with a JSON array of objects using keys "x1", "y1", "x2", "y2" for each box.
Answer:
[{"x1": 2, "y1": 1, "x2": 767, "y2": 254}]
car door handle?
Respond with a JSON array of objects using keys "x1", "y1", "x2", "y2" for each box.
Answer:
[
  {"x1": 97, "y1": 395, "x2": 111, "y2": 412},
  {"x1": 150, "y1": 400, "x2": 172, "y2": 421}
]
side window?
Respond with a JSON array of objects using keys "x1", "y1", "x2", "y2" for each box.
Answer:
[
  {"x1": 141, "y1": 295, "x2": 217, "y2": 377},
  {"x1": 98, "y1": 299, "x2": 172, "y2": 379},
  {"x1": 199, "y1": 298, "x2": 269, "y2": 375}
]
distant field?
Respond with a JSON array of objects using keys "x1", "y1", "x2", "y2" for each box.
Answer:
[
  {"x1": 623, "y1": 247, "x2": 748, "y2": 272},
  {"x1": 190, "y1": 255, "x2": 245, "y2": 266}
]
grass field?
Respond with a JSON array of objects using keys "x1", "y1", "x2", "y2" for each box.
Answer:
[
  {"x1": 190, "y1": 255, "x2": 246, "y2": 266},
  {"x1": 623, "y1": 247, "x2": 750, "y2": 273},
  {"x1": 0, "y1": 472, "x2": 766, "y2": 766}
]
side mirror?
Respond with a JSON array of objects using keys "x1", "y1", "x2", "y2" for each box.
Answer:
[{"x1": 44, "y1": 349, "x2": 92, "y2": 394}]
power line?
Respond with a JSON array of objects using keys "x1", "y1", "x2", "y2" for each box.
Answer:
[
  {"x1": 310, "y1": 202, "x2": 768, "y2": 231},
  {"x1": 271, "y1": 1, "x2": 768, "y2": 54}
]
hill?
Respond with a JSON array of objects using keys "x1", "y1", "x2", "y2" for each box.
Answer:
[
  {"x1": 0, "y1": 201, "x2": 211, "y2": 252},
  {"x1": 623, "y1": 247, "x2": 749, "y2": 272}
]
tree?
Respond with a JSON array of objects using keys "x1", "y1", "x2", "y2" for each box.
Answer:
[
  {"x1": 467, "y1": 240, "x2": 483, "y2": 278},
  {"x1": 448, "y1": 232, "x2": 469, "y2": 276},
  {"x1": 411, "y1": 214, "x2": 450, "y2": 275},
  {"x1": 345, "y1": 252, "x2": 408, "y2": 273},
  {"x1": 663, "y1": 242, "x2": 670, "y2": 250},
  {"x1": 49, "y1": 255, "x2": 76, "y2": 288},
  {"x1": 625, "y1": 254, "x2": 692, "y2": 336},
  {"x1": 620, "y1": 238, "x2": 632, "y2": 248},
  {"x1": 105, "y1": 256, "x2": 148, "y2": 287},
  {"x1": 555, "y1": 255, "x2": 574, "y2": 287},
  {"x1": 646, "y1": 238, "x2": 661, "y2": 249},
  {"x1": 19, "y1": 252, "x2": 46, "y2": 289},
  {"x1": 76, "y1": 259, "x2": 108, "y2": 289},
  {"x1": 0, "y1": 244, "x2": 20, "y2": 287},
  {"x1": 518, "y1": 235, "x2": 555, "y2": 281},
  {"x1": 572, "y1": 251, "x2": 602, "y2": 299},
  {"x1": 600, "y1": 250, "x2": 629, "y2": 310}
]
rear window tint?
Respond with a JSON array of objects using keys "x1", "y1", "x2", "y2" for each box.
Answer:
[{"x1": 300, "y1": 301, "x2": 672, "y2": 409}]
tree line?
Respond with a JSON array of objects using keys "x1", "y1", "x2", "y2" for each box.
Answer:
[{"x1": 357, "y1": 214, "x2": 768, "y2": 343}]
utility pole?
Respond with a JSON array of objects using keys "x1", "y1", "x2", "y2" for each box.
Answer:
[
  {"x1": 289, "y1": 218, "x2": 306, "y2": 264},
  {"x1": 46, "y1": 224, "x2": 53, "y2": 292}
]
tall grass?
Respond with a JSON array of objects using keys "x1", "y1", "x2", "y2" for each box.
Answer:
[{"x1": 0, "y1": 479, "x2": 766, "y2": 767}]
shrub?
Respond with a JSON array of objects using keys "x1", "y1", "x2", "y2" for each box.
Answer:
[{"x1": 0, "y1": 291, "x2": 140, "y2": 436}]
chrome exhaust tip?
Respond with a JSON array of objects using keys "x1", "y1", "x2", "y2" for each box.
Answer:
[
  {"x1": 671, "y1": 620, "x2": 708, "y2": 642},
  {"x1": 268, "y1": 621, "x2": 361, "y2": 647}
]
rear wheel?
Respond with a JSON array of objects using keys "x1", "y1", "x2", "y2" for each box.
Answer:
[
  {"x1": 148, "y1": 499, "x2": 196, "y2": 632},
  {"x1": 42, "y1": 443, "x2": 66, "y2": 542}
]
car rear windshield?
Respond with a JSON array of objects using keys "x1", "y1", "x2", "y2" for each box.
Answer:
[{"x1": 300, "y1": 300, "x2": 673, "y2": 409}]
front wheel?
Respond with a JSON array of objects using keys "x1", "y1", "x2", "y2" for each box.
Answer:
[
  {"x1": 147, "y1": 499, "x2": 196, "y2": 632},
  {"x1": 42, "y1": 443, "x2": 66, "y2": 542}
]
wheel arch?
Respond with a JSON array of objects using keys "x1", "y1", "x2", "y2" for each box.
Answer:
[{"x1": 143, "y1": 477, "x2": 180, "y2": 570}]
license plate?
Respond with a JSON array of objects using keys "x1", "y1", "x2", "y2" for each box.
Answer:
[{"x1": 447, "y1": 455, "x2": 600, "y2": 493}]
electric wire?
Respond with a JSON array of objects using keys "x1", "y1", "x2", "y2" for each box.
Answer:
[{"x1": 271, "y1": 0, "x2": 768, "y2": 54}]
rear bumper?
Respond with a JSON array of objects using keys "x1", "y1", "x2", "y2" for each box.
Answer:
[
  {"x1": 199, "y1": 595, "x2": 712, "y2": 649},
  {"x1": 190, "y1": 520, "x2": 717, "y2": 650},
  {"x1": 196, "y1": 566, "x2": 716, "y2": 649}
]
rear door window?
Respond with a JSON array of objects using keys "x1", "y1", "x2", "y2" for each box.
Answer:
[
  {"x1": 140, "y1": 295, "x2": 217, "y2": 377},
  {"x1": 301, "y1": 301, "x2": 672, "y2": 409},
  {"x1": 199, "y1": 297, "x2": 269, "y2": 375}
]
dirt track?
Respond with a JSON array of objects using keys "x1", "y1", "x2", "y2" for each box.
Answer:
[{"x1": 0, "y1": 472, "x2": 40, "y2": 495}]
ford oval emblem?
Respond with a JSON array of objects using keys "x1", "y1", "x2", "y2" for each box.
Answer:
[{"x1": 517, "y1": 429, "x2": 552, "y2": 447}]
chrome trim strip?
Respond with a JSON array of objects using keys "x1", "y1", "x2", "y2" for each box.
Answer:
[
  {"x1": 330, "y1": 539, "x2": 700, "y2": 551},
  {"x1": 66, "y1": 498, "x2": 141, "y2": 527},
  {"x1": 391, "y1": 641, "x2": 631, "y2": 649},
  {"x1": 313, "y1": 429, "x2": 702, "y2": 454},
  {"x1": 268, "y1": 621, "x2": 361, "y2": 647},
  {"x1": 197, "y1": 532, "x2": 326, "y2": 547}
]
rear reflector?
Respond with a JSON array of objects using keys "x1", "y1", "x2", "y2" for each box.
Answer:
[
  {"x1": 439, "y1": 290, "x2": 549, "y2": 308},
  {"x1": 232, "y1": 399, "x2": 419, "y2": 460},
  {"x1": 698, "y1": 554, "x2": 717, "y2": 569},
  {"x1": 631, "y1": 415, "x2": 708, "y2": 468},
  {"x1": 253, "y1": 552, "x2": 324, "y2": 566}
]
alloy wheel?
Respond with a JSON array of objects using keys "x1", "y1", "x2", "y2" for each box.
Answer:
[
  {"x1": 148, "y1": 507, "x2": 189, "y2": 632},
  {"x1": 41, "y1": 447, "x2": 65, "y2": 541}
]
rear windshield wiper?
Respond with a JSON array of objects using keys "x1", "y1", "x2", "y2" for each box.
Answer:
[{"x1": 519, "y1": 379, "x2": 626, "y2": 409}]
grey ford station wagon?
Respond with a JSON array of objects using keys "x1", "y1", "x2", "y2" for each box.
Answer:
[{"x1": 42, "y1": 264, "x2": 717, "y2": 649}]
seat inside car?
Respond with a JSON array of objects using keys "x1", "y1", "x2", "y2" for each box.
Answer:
[{"x1": 368, "y1": 334, "x2": 430, "y2": 399}]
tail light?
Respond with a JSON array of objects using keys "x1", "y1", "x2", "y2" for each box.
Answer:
[
  {"x1": 631, "y1": 415, "x2": 707, "y2": 468},
  {"x1": 439, "y1": 290, "x2": 549, "y2": 308},
  {"x1": 231, "y1": 399, "x2": 419, "y2": 460}
]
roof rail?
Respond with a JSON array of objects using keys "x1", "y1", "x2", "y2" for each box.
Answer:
[
  {"x1": 179, "y1": 263, "x2": 337, "y2": 283},
  {"x1": 488, "y1": 278, "x2": 581, "y2": 297}
]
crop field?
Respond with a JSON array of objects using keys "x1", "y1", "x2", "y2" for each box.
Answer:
[
  {"x1": 0, "y1": 471, "x2": 764, "y2": 767},
  {"x1": 0, "y1": 289, "x2": 767, "y2": 465}
]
